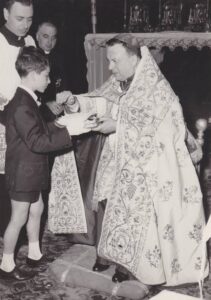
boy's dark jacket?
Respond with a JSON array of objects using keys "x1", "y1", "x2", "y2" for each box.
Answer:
[{"x1": 4, "y1": 87, "x2": 72, "y2": 192}]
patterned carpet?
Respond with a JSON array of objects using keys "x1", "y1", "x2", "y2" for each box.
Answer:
[{"x1": 0, "y1": 228, "x2": 211, "y2": 300}]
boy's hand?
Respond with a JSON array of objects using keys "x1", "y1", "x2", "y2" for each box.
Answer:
[
  {"x1": 85, "y1": 117, "x2": 116, "y2": 134},
  {"x1": 56, "y1": 91, "x2": 73, "y2": 105},
  {"x1": 56, "y1": 91, "x2": 80, "y2": 113}
]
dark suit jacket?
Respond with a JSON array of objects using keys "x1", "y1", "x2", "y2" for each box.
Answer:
[{"x1": 5, "y1": 87, "x2": 72, "y2": 193}]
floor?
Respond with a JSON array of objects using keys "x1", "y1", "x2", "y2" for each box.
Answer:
[{"x1": 0, "y1": 228, "x2": 211, "y2": 300}]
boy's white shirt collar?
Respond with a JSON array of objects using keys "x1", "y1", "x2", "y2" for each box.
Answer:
[{"x1": 18, "y1": 85, "x2": 40, "y2": 106}]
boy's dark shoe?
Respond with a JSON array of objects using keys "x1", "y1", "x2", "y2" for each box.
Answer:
[
  {"x1": 92, "y1": 261, "x2": 110, "y2": 272},
  {"x1": 26, "y1": 255, "x2": 53, "y2": 268},
  {"x1": 112, "y1": 270, "x2": 129, "y2": 283},
  {"x1": 0, "y1": 266, "x2": 36, "y2": 281}
]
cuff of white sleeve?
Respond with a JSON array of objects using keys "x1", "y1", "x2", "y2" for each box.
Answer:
[{"x1": 54, "y1": 120, "x2": 66, "y2": 128}]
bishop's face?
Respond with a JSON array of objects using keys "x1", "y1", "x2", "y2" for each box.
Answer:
[
  {"x1": 4, "y1": 2, "x2": 33, "y2": 37},
  {"x1": 106, "y1": 43, "x2": 138, "y2": 82}
]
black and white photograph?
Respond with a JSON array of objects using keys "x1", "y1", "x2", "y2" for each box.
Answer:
[{"x1": 0, "y1": 0, "x2": 211, "y2": 299}]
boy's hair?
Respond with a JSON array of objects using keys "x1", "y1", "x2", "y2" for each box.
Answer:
[
  {"x1": 4, "y1": 0, "x2": 33, "y2": 11},
  {"x1": 16, "y1": 46, "x2": 49, "y2": 78}
]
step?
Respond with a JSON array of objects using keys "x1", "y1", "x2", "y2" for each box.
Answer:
[{"x1": 49, "y1": 244, "x2": 149, "y2": 299}]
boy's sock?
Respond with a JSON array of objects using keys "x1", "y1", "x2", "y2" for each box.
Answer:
[
  {"x1": 28, "y1": 241, "x2": 42, "y2": 260},
  {"x1": 0, "y1": 253, "x2": 15, "y2": 272}
]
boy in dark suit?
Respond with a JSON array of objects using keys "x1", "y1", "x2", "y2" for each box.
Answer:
[{"x1": 0, "y1": 46, "x2": 87, "y2": 281}]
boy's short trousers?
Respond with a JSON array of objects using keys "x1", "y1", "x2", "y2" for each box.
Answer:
[{"x1": 9, "y1": 191, "x2": 41, "y2": 203}]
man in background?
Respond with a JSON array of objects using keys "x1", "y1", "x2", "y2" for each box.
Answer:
[{"x1": 35, "y1": 21, "x2": 67, "y2": 122}]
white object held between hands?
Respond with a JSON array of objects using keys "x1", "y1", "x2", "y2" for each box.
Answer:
[{"x1": 56, "y1": 112, "x2": 93, "y2": 136}]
